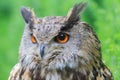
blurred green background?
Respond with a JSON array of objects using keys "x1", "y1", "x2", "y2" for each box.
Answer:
[{"x1": 0, "y1": 0, "x2": 120, "y2": 80}]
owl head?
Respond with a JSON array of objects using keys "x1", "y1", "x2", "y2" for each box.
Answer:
[{"x1": 19, "y1": 3, "x2": 101, "y2": 70}]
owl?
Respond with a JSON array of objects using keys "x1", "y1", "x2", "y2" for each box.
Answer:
[{"x1": 8, "y1": 3, "x2": 113, "y2": 80}]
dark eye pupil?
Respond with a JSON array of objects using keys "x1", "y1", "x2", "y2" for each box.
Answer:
[
  {"x1": 54, "y1": 32, "x2": 69, "y2": 43},
  {"x1": 58, "y1": 33, "x2": 65, "y2": 40}
]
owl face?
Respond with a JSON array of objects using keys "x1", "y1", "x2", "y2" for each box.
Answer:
[{"x1": 19, "y1": 4, "x2": 101, "y2": 70}]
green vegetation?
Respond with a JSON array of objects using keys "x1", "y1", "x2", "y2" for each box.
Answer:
[{"x1": 0, "y1": 0, "x2": 119, "y2": 80}]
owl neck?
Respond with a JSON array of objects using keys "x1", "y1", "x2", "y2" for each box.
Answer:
[
  {"x1": 19, "y1": 53, "x2": 112, "y2": 80},
  {"x1": 19, "y1": 61, "x2": 112, "y2": 80}
]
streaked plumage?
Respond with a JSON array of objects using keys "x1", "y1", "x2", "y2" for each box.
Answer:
[{"x1": 8, "y1": 3, "x2": 113, "y2": 80}]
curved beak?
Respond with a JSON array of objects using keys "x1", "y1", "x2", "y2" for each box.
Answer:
[{"x1": 40, "y1": 43, "x2": 45, "y2": 58}]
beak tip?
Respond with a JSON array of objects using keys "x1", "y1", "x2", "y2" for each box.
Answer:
[{"x1": 40, "y1": 43, "x2": 45, "y2": 58}]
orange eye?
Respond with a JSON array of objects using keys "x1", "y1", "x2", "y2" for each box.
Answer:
[
  {"x1": 31, "y1": 34, "x2": 37, "y2": 43},
  {"x1": 54, "y1": 32, "x2": 69, "y2": 44}
]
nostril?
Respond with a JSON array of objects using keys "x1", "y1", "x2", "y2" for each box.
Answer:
[{"x1": 40, "y1": 43, "x2": 45, "y2": 58}]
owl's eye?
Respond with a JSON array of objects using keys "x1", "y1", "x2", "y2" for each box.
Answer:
[
  {"x1": 54, "y1": 32, "x2": 69, "y2": 44},
  {"x1": 31, "y1": 34, "x2": 37, "y2": 43}
]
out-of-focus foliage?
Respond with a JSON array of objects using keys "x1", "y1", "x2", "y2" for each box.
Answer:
[{"x1": 0, "y1": 0, "x2": 119, "y2": 80}]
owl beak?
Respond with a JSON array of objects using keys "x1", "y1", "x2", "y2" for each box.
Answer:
[{"x1": 40, "y1": 43, "x2": 45, "y2": 58}]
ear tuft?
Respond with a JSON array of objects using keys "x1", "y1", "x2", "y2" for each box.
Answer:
[
  {"x1": 66, "y1": 2, "x2": 86, "y2": 22},
  {"x1": 61, "y1": 3, "x2": 86, "y2": 31},
  {"x1": 20, "y1": 7, "x2": 35, "y2": 23}
]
